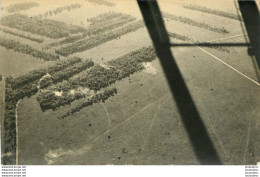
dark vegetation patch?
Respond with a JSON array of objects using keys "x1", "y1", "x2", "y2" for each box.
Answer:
[
  {"x1": 7, "y1": 2, "x2": 39, "y2": 13},
  {"x1": 183, "y1": 4, "x2": 241, "y2": 21},
  {"x1": 85, "y1": 0, "x2": 116, "y2": 7},
  {"x1": 50, "y1": 12, "x2": 136, "y2": 47},
  {"x1": 35, "y1": 4, "x2": 83, "y2": 18},
  {"x1": 55, "y1": 20, "x2": 144, "y2": 56},
  {"x1": 168, "y1": 32, "x2": 230, "y2": 53},
  {"x1": 37, "y1": 46, "x2": 156, "y2": 110},
  {"x1": 1, "y1": 14, "x2": 86, "y2": 38},
  {"x1": 0, "y1": 26, "x2": 44, "y2": 43},
  {"x1": 163, "y1": 12, "x2": 229, "y2": 34},
  {"x1": 2, "y1": 58, "x2": 94, "y2": 164},
  {"x1": 0, "y1": 38, "x2": 59, "y2": 61},
  {"x1": 87, "y1": 11, "x2": 131, "y2": 24}
]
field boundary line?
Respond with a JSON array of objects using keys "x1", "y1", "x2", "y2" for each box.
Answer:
[{"x1": 197, "y1": 46, "x2": 260, "y2": 86}]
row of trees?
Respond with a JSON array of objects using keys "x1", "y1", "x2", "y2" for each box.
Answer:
[
  {"x1": 2, "y1": 14, "x2": 86, "y2": 38},
  {"x1": 69, "y1": 46, "x2": 156, "y2": 91},
  {"x1": 87, "y1": 12, "x2": 131, "y2": 24},
  {"x1": 50, "y1": 13, "x2": 136, "y2": 47},
  {"x1": 3, "y1": 78, "x2": 18, "y2": 165},
  {"x1": 163, "y1": 12, "x2": 229, "y2": 34},
  {"x1": 60, "y1": 88, "x2": 117, "y2": 119},
  {"x1": 39, "y1": 59, "x2": 94, "y2": 88},
  {"x1": 168, "y1": 32, "x2": 230, "y2": 53},
  {"x1": 86, "y1": 16, "x2": 136, "y2": 36},
  {"x1": 2, "y1": 57, "x2": 94, "y2": 164},
  {"x1": 85, "y1": 0, "x2": 115, "y2": 7},
  {"x1": 183, "y1": 4, "x2": 241, "y2": 21},
  {"x1": 1, "y1": 27, "x2": 44, "y2": 43},
  {"x1": 37, "y1": 47, "x2": 156, "y2": 110},
  {"x1": 168, "y1": 32, "x2": 195, "y2": 42},
  {"x1": 10, "y1": 57, "x2": 82, "y2": 89},
  {"x1": 7, "y1": 2, "x2": 38, "y2": 13},
  {"x1": 56, "y1": 20, "x2": 144, "y2": 56},
  {"x1": 0, "y1": 38, "x2": 60, "y2": 61},
  {"x1": 35, "y1": 4, "x2": 82, "y2": 19}
]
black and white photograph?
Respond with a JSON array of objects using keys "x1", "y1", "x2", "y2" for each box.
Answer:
[{"x1": 0, "y1": 0, "x2": 259, "y2": 168}]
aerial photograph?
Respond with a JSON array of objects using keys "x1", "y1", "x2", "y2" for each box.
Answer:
[{"x1": 0, "y1": 0, "x2": 259, "y2": 165}]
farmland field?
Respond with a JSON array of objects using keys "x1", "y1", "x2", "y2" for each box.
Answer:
[{"x1": 1, "y1": 0, "x2": 259, "y2": 165}]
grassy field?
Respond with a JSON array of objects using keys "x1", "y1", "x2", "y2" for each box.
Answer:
[
  {"x1": 0, "y1": 47, "x2": 48, "y2": 77},
  {"x1": 1, "y1": 0, "x2": 259, "y2": 165}
]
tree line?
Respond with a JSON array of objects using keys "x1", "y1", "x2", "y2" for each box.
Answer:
[
  {"x1": 0, "y1": 27, "x2": 44, "y2": 43},
  {"x1": 35, "y1": 4, "x2": 82, "y2": 19},
  {"x1": 0, "y1": 38, "x2": 59, "y2": 61},
  {"x1": 7, "y1": 2, "x2": 38, "y2": 13},
  {"x1": 56, "y1": 20, "x2": 144, "y2": 56},
  {"x1": 163, "y1": 12, "x2": 229, "y2": 34},
  {"x1": 85, "y1": 0, "x2": 115, "y2": 7},
  {"x1": 2, "y1": 14, "x2": 86, "y2": 39},
  {"x1": 2, "y1": 57, "x2": 94, "y2": 164},
  {"x1": 50, "y1": 12, "x2": 136, "y2": 47},
  {"x1": 183, "y1": 4, "x2": 241, "y2": 21}
]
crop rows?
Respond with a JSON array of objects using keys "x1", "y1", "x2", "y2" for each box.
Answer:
[
  {"x1": 163, "y1": 12, "x2": 229, "y2": 34},
  {"x1": 35, "y1": 4, "x2": 82, "y2": 19},
  {"x1": 183, "y1": 4, "x2": 241, "y2": 21},
  {"x1": 59, "y1": 88, "x2": 117, "y2": 119},
  {"x1": 37, "y1": 46, "x2": 156, "y2": 110},
  {"x1": 85, "y1": 0, "x2": 115, "y2": 7},
  {"x1": 7, "y1": 2, "x2": 38, "y2": 13},
  {"x1": 1, "y1": 14, "x2": 87, "y2": 39},
  {"x1": 0, "y1": 38, "x2": 60, "y2": 61},
  {"x1": 0, "y1": 26, "x2": 44, "y2": 43},
  {"x1": 56, "y1": 20, "x2": 144, "y2": 56}
]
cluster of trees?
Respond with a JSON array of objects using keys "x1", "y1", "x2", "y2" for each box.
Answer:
[
  {"x1": 163, "y1": 12, "x2": 229, "y2": 34},
  {"x1": 9, "y1": 57, "x2": 88, "y2": 89},
  {"x1": 70, "y1": 46, "x2": 156, "y2": 91},
  {"x1": 85, "y1": 0, "x2": 115, "y2": 7},
  {"x1": 0, "y1": 38, "x2": 59, "y2": 61},
  {"x1": 1, "y1": 27, "x2": 44, "y2": 43},
  {"x1": 50, "y1": 13, "x2": 136, "y2": 47},
  {"x1": 7, "y1": 2, "x2": 39, "y2": 13},
  {"x1": 37, "y1": 90, "x2": 85, "y2": 111},
  {"x1": 39, "y1": 59, "x2": 94, "y2": 88},
  {"x1": 56, "y1": 20, "x2": 144, "y2": 56},
  {"x1": 60, "y1": 88, "x2": 117, "y2": 119},
  {"x1": 2, "y1": 57, "x2": 94, "y2": 164},
  {"x1": 2, "y1": 14, "x2": 86, "y2": 38},
  {"x1": 183, "y1": 4, "x2": 241, "y2": 21},
  {"x1": 35, "y1": 4, "x2": 82, "y2": 19},
  {"x1": 37, "y1": 47, "x2": 156, "y2": 110}
]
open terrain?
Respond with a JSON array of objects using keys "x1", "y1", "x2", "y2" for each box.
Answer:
[{"x1": 0, "y1": 0, "x2": 259, "y2": 165}]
